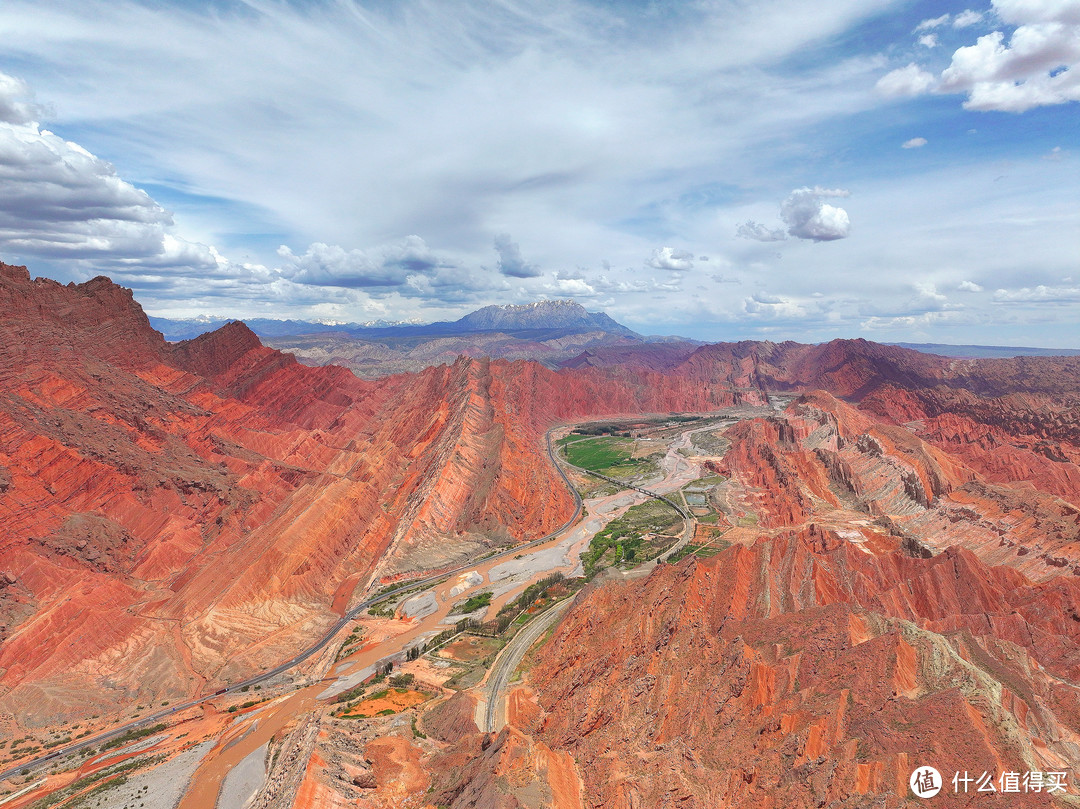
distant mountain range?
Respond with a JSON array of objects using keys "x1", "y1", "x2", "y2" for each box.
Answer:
[
  {"x1": 149, "y1": 300, "x2": 672, "y2": 378},
  {"x1": 890, "y1": 342, "x2": 1080, "y2": 359},
  {"x1": 149, "y1": 299, "x2": 641, "y2": 342},
  {"x1": 148, "y1": 302, "x2": 1080, "y2": 379}
]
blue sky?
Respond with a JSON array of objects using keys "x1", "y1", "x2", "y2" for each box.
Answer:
[{"x1": 0, "y1": 0, "x2": 1077, "y2": 343}]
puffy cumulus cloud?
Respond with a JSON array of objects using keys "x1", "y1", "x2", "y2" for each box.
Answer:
[
  {"x1": 780, "y1": 187, "x2": 852, "y2": 241},
  {"x1": 953, "y1": 9, "x2": 985, "y2": 27},
  {"x1": 958, "y1": 279, "x2": 984, "y2": 291},
  {"x1": 493, "y1": 233, "x2": 540, "y2": 278},
  {"x1": 913, "y1": 281, "x2": 949, "y2": 305},
  {"x1": 876, "y1": 63, "x2": 937, "y2": 96},
  {"x1": 646, "y1": 247, "x2": 695, "y2": 271},
  {"x1": 741, "y1": 292, "x2": 819, "y2": 320},
  {"x1": 544, "y1": 276, "x2": 597, "y2": 297},
  {"x1": 860, "y1": 310, "x2": 968, "y2": 330},
  {"x1": 0, "y1": 113, "x2": 205, "y2": 267},
  {"x1": 277, "y1": 236, "x2": 444, "y2": 288},
  {"x1": 901, "y1": 137, "x2": 928, "y2": 148},
  {"x1": 886, "y1": 0, "x2": 1080, "y2": 112},
  {"x1": 405, "y1": 264, "x2": 506, "y2": 303},
  {"x1": 995, "y1": 0, "x2": 1080, "y2": 24},
  {"x1": 993, "y1": 284, "x2": 1080, "y2": 302},
  {"x1": 0, "y1": 70, "x2": 237, "y2": 285},
  {"x1": 736, "y1": 220, "x2": 787, "y2": 242},
  {"x1": 941, "y1": 23, "x2": 1080, "y2": 111}
]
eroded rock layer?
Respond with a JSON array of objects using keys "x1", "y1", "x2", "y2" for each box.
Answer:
[{"x1": 0, "y1": 264, "x2": 749, "y2": 727}]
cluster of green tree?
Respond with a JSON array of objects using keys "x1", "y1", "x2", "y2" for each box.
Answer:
[
  {"x1": 99, "y1": 724, "x2": 167, "y2": 753},
  {"x1": 451, "y1": 590, "x2": 493, "y2": 615}
]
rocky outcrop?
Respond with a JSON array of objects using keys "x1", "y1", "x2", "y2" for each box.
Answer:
[
  {"x1": 516, "y1": 531, "x2": 1080, "y2": 808},
  {"x1": 0, "y1": 265, "x2": 767, "y2": 729}
]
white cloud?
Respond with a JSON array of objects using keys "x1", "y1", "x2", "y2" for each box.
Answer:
[
  {"x1": 875, "y1": 63, "x2": 937, "y2": 96},
  {"x1": 646, "y1": 247, "x2": 695, "y2": 271},
  {"x1": 941, "y1": 24, "x2": 1080, "y2": 111},
  {"x1": 0, "y1": 104, "x2": 215, "y2": 269},
  {"x1": 901, "y1": 137, "x2": 928, "y2": 148},
  {"x1": 735, "y1": 220, "x2": 787, "y2": 242},
  {"x1": 993, "y1": 284, "x2": 1080, "y2": 302},
  {"x1": 741, "y1": 292, "x2": 820, "y2": 320},
  {"x1": 277, "y1": 236, "x2": 443, "y2": 288},
  {"x1": 892, "y1": 0, "x2": 1080, "y2": 112},
  {"x1": 780, "y1": 187, "x2": 852, "y2": 241},
  {"x1": 915, "y1": 14, "x2": 951, "y2": 31},
  {"x1": 958, "y1": 280, "x2": 984, "y2": 291},
  {"x1": 493, "y1": 233, "x2": 540, "y2": 278},
  {"x1": 861, "y1": 310, "x2": 966, "y2": 330},
  {"x1": 545, "y1": 276, "x2": 596, "y2": 296},
  {"x1": 953, "y1": 9, "x2": 985, "y2": 27},
  {"x1": 994, "y1": 0, "x2": 1080, "y2": 24},
  {"x1": 0, "y1": 72, "x2": 43, "y2": 125},
  {"x1": 918, "y1": 33, "x2": 940, "y2": 47}
]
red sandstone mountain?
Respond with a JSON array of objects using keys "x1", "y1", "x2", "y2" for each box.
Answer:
[
  {"x1": 413, "y1": 390, "x2": 1080, "y2": 808},
  {"x1": 0, "y1": 264, "x2": 751, "y2": 727},
  {"x1": 5, "y1": 263, "x2": 1080, "y2": 807}
]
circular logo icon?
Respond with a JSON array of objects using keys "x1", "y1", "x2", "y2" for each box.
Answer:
[{"x1": 910, "y1": 766, "x2": 942, "y2": 798}]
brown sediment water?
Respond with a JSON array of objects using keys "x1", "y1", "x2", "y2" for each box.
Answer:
[{"x1": 176, "y1": 689, "x2": 316, "y2": 809}]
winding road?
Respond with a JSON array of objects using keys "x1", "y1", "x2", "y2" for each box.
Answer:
[
  {"x1": 2, "y1": 412, "x2": 744, "y2": 800},
  {"x1": 0, "y1": 432, "x2": 581, "y2": 784}
]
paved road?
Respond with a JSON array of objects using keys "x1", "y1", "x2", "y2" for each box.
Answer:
[
  {"x1": 4, "y1": 417, "x2": 723, "y2": 782},
  {"x1": 483, "y1": 598, "x2": 573, "y2": 732},
  {"x1": 480, "y1": 431, "x2": 710, "y2": 731},
  {"x1": 0, "y1": 431, "x2": 582, "y2": 783}
]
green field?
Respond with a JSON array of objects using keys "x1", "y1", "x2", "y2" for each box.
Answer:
[{"x1": 561, "y1": 436, "x2": 660, "y2": 480}]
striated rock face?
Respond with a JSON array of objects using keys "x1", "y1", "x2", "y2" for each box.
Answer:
[
  {"x1": 8, "y1": 258, "x2": 1080, "y2": 796},
  {"x1": 0, "y1": 264, "x2": 757, "y2": 726},
  {"x1": 515, "y1": 531, "x2": 1080, "y2": 808},
  {"x1": 421, "y1": 377, "x2": 1080, "y2": 806}
]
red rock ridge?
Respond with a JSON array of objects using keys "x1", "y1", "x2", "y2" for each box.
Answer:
[{"x1": 511, "y1": 531, "x2": 1080, "y2": 807}]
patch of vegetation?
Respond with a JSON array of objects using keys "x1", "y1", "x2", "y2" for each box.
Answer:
[
  {"x1": 365, "y1": 578, "x2": 444, "y2": 613},
  {"x1": 334, "y1": 684, "x2": 367, "y2": 704},
  {"x1": 581, "y1": 498, "x2": 683, "y2": 578},
  {"x1": 99, "y1": 724, "x2": 167, "y2": 753},
  {"x1": 450, "y1": 591, "x2": 493, "y2": 615},
  {"x1": 336, "y1": 624, "x2": 366, "y2": 660},
  {"x1": 226, "y1": 700, "x2": 261, "y2": 713},
  {"x1": 690, "y1": 427, "x2": 733, "y2": 456},
  {"x1": 410, "y1": 715, "x2": 427, "y2": 739},
  {"x1": 562, "y1": 436, "x2": 641, "y2": 475},
  {"x1": 29, "y1": 754, "x2": 165, "y2": 809}
]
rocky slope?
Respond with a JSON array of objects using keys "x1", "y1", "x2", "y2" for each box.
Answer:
[
  {"x1": 410, "y1": 384, "x2": 1080, "y2": 807},
  {"x1": 515, "y1": 530, "x2": 1080, "y2": 807},
  {"x1": 0, "y1": 264, "x2": 749, "y2": 730},
  {"x1": 7, "y1": 262, "x2": 1080, "y2": 805}
]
